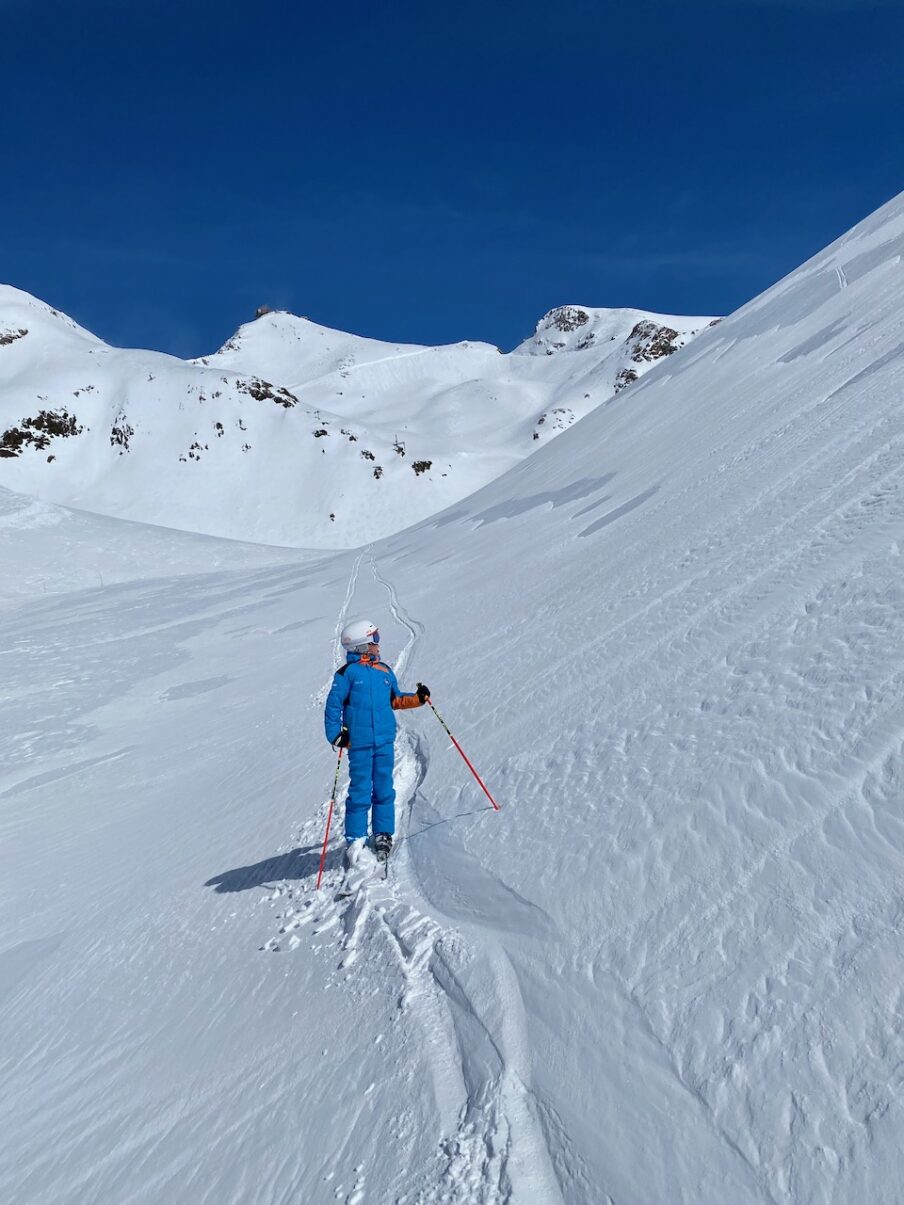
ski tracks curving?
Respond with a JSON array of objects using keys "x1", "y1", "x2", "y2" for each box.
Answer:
[{"x1": 260, "y1": 553, "x2": 563, "y2": 1204}]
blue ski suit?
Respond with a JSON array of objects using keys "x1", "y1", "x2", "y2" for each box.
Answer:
[{"x1": 324, "y1": 651, "x2": 423, "y2": 840}]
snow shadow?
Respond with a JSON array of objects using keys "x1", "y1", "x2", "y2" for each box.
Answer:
[
  {"x1": 578, "y1": 484, "x2": 660, "y2": 537},
  {"x1": 471, "y1": 474, "x2": 616, "y2": 526},
  {"x1": 273, "y1": 617, "x2": 322, "y2": 634},
  {"x1": 844, "y1": 233, "x2": 904, "y2": 285},
  {"x1": 205, "y1": 844, "x2": 338, "y2": 893},
  {"x1": 0, "y1": 747, "x2": 134, "y2": 800},
  {"x1": 160, "y1": 675, "x2": 231, "y2": 701},
  {"x1": 0, "y1": 934, "x2": 66, "y2": 1008},
  {"x1": 738, "y1": 267, "x2": 841, "y2": 338},
  {"x1": 778, "y1": 318, "x2": 850, "y2": 363},
  {"x1": 822, "y1": 341, "x2": 904, "y2": 402},
  {"x1": 403, "y1": 808, "x2": 488, "y2": 841}
]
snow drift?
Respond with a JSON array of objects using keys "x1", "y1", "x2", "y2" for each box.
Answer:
[{"x1": 2, "y1": 190, "x2": 904, "y2": 1204}]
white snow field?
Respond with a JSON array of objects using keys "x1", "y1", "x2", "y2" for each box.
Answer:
[
  {"x1": 0, "y1": 291, "x2": 711, "y2": 548},
  {"x1": 2, "y1": 188, "x2": 904, "y2": 1205}
]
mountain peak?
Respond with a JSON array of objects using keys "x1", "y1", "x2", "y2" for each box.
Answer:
[
  {"x1": 0, "y1": 287, "x2": 715, "y2": 547},
  {"x1": 0, "y1": 285, "x2": 104, "y2": 349},
  {"x1": 515, "y1": 304, "x2": 714, "y2": 358}
]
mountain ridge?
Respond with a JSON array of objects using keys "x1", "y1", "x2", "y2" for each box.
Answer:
[
  {"x1": 2, "y1": 190, "x2": 903, "y2": 1204},
  {"x1": 0, "y1": 286, "x2": 713, "y2": 547}
]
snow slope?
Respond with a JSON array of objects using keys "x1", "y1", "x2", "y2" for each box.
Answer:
[
  {"x1": 2, "y1": 189, "x2": 904, "y2": 1205},
  {"x1": 0, "y1": 291, "x2": 711, "y2": 548}
]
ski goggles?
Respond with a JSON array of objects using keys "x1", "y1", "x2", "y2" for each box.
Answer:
[{"x1": 368, "y1": 629, "x2": 380, "y2": 644}]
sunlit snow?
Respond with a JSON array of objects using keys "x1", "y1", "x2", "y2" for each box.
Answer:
[{"x1": 2, "y1": 191, "x2": 904, "y2": 1204}]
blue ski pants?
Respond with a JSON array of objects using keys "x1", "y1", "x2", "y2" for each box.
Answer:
[{"x1": 345, "y1": 741, "x2": 395, "y2": 841}]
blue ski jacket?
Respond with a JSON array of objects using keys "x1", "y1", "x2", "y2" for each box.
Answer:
[{"x1": 324, "y1": 651, "x2": 422, "y2": 749}]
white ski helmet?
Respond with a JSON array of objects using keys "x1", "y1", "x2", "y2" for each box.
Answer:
[{"x1": 340, "y1": 618, "x2": 380, "y2": 651}]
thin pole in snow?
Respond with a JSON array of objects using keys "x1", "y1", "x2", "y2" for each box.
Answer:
[
  {"x1": 427, "y1": 699, "x2": 501, "y2": 811},
  {"x1": 316, "y1": 746, "x2": 344, "y2": 890}
]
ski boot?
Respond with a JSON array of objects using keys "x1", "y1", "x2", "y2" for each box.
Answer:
[
  {"x1": 373, "y1": 832, "x2": 393, "y2": 864},
  {"x1": 343, "y1": 837, "x2": 367, "y2": 870}
]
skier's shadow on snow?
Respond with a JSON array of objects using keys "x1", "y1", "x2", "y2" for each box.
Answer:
[
  {"x1": 204, "y1": 844, "x2": 337, "y2": 893},
  {"x1": 205, "y1": 811, "x2": 488, "y2": 894}
]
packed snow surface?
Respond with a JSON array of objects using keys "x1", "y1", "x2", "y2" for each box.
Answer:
[
  {"x1": 0, "y1": 291, "x2": 711, "y2": 548},
  {"x1": 2, "y1": 190, "x2": 904, "y2": 1204}
]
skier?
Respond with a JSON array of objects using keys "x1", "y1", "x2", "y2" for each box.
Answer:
[{"x1": 324, "y1": 619, "x2": 429, "y2": 867}]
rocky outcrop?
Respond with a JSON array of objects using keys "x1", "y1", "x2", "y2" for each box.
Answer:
[
  {"x1": 1, "y1": 409, "x2": 84, "y2": 457},
  {"x1": 547, "y1": 306, "x2": 590, "y2": 334},
  {"x1": 235, "y1": 377, "x2": 298, "y2": 408},
  {"x1": 614, "y1": 368, "x2": 639, "y2": 393},
  {"x1": 110, "y1": 415, "x2": 134, "y2": 453},
  {"x1": 626, "y1": 320, "x2": 682, "y2": 363},
  {"x1": 526, "y1": 307, "x2": 591, "y2": 354},
  {"x1": 532, "y1": 406, "x2": 576, "y2": 440}
]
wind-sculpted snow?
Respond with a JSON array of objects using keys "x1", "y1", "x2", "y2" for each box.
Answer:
[{"x1": 2, "y1": 190, "x2": 904, "y2": 1204}]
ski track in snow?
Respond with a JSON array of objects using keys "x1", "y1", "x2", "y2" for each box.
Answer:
[
  {"x1": 5, "y1": 198, "x2": 904, "y2": 1205},
  {"x1": 257, "y1": 555, "x2": 562, "y2": 1204},
  {"x1": 286, "y1": 343, "x2": 435, "y2": 394}
]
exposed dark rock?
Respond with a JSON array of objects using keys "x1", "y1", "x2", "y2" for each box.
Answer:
[
  {"x1": 548, "y1": 306, "x2": 589, "y2": 333},
  {"x1": 0, "y1": 328, "x2": 28, "y2": 346},
  {"x1": 614, "y1": 368, "x2": 639, "y2": 392},
  {"x1": 110, "y1": 417, "x2": 134, "y2": 452},
  {"x1": 531, "y1": 407, "x2": 575, "y2": 439},
  {"x1": 235, "y1": 377, "x2": 298, "y2": 408},
  {"x1": 0, "y1": 408, "x2": 84, "y2": 457},
  {"x1": 627, "y1": 321, "x2": 681, "y2": 363},
  {"x1": 412, "y1": 459, "x2": 432, "y2": 476}
]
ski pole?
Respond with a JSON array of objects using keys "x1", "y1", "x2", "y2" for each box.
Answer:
[
  {"x1": 426, "y1": 699, "x2": 501, "y2": 811},
  {"x1": 316, "y1": 746, "x2": 344, "y2": 890}
]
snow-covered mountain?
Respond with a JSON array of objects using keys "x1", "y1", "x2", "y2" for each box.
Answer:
[
  {"x1": 0, "y1": 290, "x2": 712, "y2": 547},
  {"x1": 3, "y1": 189, "x2": 904, "y2": 1205}
]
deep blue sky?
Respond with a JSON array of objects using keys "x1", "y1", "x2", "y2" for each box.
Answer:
[{"x1": 2, "y1": 0, "x2": 902, "y2": 356}]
